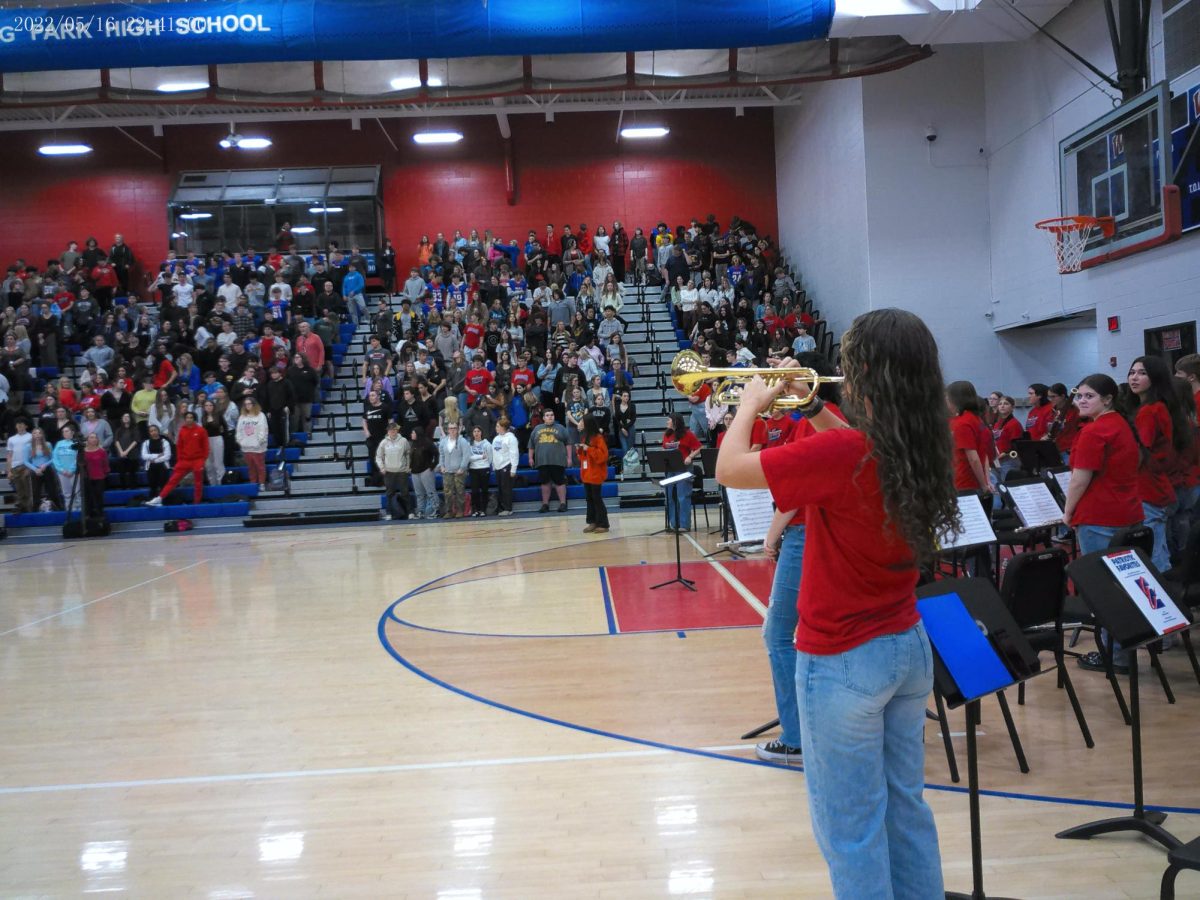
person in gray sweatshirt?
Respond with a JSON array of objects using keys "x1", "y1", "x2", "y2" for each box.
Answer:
[{"x1": 437, "y1": 421, "x2": 472, "y2": 518}]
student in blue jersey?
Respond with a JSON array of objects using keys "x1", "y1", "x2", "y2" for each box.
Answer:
[{"x1": 341, "y1": 263, "x2": 366, "y2": 325}]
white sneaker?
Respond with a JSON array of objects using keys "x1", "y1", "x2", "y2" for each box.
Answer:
[
  {"x1": 382, "y1": 512, "x2": 392, "y2": 521},
  {"x1": 145, "y1": 496, "x2": 163, "y2": 507}
]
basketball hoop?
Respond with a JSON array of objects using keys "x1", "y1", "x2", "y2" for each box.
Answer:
[{"x1": 1034, "y1": 215, "x2": 1116, "y2": 274}]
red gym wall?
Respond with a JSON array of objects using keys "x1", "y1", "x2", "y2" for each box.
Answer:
[{"x1": 0, "y1": 108, "x2": 778, "y2": 275}]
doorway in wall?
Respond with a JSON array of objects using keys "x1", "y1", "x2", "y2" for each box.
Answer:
[{"x1": 1144, "y1": 321, "x2": 1197, "y2": 367}]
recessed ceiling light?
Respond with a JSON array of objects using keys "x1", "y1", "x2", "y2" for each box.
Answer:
[
  {"x1": 157, "y1": 81, "x2": 209, "y2": 93},
  {"x1": 390, "y1": 76, "x2": 444, "y2": 91},
  {"x1": 291, "y1": 226, "x2": 317, "y2": 235},
  {"x1": 620, "y1": 126, "x2": 670, "y2": 139},
  {"x1": 413, "y1": 130, "x2": 463, "y2": 145},
  {"x1": 308, "y1": 206, "x2": 343, "y2": 214},
  {"x1": 38, "y1": 142, "x2": 93, "y2": 156}
]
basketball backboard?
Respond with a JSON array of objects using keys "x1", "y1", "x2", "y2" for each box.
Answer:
[
  {"x1": 1169, "y1": 78, "x2": 1200, "y2": 234},
  {"x1": 1058, "y1": 82, "x2": 1182, "y2": 269}
]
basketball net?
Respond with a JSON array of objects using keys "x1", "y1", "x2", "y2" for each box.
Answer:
[{"x1": 1034, "y1": 215, "x2": 1116, "y2": 274}]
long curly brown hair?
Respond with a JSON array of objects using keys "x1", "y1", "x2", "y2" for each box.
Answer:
[{"x1": 839, "y1": 309, "x2": 959, "y2": 563}]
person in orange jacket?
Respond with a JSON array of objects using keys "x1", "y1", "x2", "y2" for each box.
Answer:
[
  {"x1": 146, "y1": 410, "x2": 209, "y2": 506},
  {"x1": 576, "y1": 414, "x2": 610, "y2": 534}
]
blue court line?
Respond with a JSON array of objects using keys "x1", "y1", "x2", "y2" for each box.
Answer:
[
  {"x1": 377, "y1": 574, "x2": 1200, "y2": 817},
  {"x1": 0, "y1": 546, "x2": 66, "y2": 566},
  {"x1": 599, "y1": 567, "x2": 617, "y2": 635}
]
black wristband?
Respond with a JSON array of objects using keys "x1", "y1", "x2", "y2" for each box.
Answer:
[{"x1": 801, "y1": 397, "x2": 825, "y2": 419}]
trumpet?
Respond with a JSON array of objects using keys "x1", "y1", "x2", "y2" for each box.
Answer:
[{"x1": 670, "y1": 350, "x2": 843, "y2": 410}]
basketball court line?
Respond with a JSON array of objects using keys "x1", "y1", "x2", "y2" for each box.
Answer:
[
  {"x1": 0, "y1": 558, "x2": 209, "y2": 637},
  {"x1": 684, "y1": 533, "x2": 768, "y2": 617},
  {"x1": 0, "y1": 743, "x2": 762, "y2": 796}
]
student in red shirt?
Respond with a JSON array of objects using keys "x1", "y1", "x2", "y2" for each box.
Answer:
[
  {"x1": 1025, "y1": 383, "x2": 1055, "y2": 440},
  {"x1": 755, "y1": 352, "x2": 845, "y2": 766},
  {"x1": 1128, "y1": 356, "x2": 1191, "y2": 572},
  {"x1": 509, "y1": 359, "x2": 537, "y2": 394},
  {"x1": 1045, "y1": 382, "x2": 1082, "y2": 462},
  {"x1": 991, "y1": 395, "x2": 1023, "y2": 486},
  {"x1": 82, "y1": 433, "x2": 110, "y2": 516},
  {"x1": 463, "y1": 356, "x2": 494, "y2": 404},
  {"x1": 661, "y1": 412, "x2": 701, "y2": 531},
  {"x1": 947, "y1": 381, "x2": 991, "y2": 493},
  {"x1": 761, "y1": 409, "x2": 795, "y2": 448},
  {"x1": 461, "y1": 315, "x2": 486, "y2": 354},
  {"x1": 145, "y1": 410, "x2": 209, "y2": 506},
  {"x1": 1064, "y1": 374, "x2": 1144, "y2": 674},
  {"x1": 716, "y1": 308, "x2": 952, "y2": 897}
]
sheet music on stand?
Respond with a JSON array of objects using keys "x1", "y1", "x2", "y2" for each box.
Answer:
[
  {"x1": 724, "y1": 488, "x2": 774, "y2": 546},
  {"x1": 937, "y1": 494, "x2": 997, "y2": 551},
  {"x1": 1053, "y1": 470, "x2": 1071, "y2": 496},
  {"x1": 1101, "y1": 550, "x2": 1190, "y2": 637},
  {"x1": 1004, "y1": 482, "x2": 1064, "y2": 529}
]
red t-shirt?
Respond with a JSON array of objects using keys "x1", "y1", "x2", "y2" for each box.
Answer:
[
  {"x1": 1054, "y1": 406, "x2": 1082, "y2": 455},
  {"x1": 510, "y1": 367, "x2": 536, "y2": 390},
  {"x1": 1070, "y1": 411, "x2": 1142, "y2": 527},
  {"x1": 662, "y1": 429, "x2": 701, "y2": 460},
  {"x1": 749, "y1": 418, "x2": 768, "y2": 448},
  {"x1": 462, "y1": 322, "x2": 485, "y2": 350},
  {"x1": 464, "y1": 367, "x2": 494, "y2": 398},
  {"x1": 1135, "y1": 401, "x2": 1176, "y2": 507},
  {"x1": 992, "y1": 416, "x2": 1023, "y2": 455},
  {"x1": 762, "y1": 414, "x2": 795, "y2": 448},
  {"x1": 762, "y1": 428, "x2": 920, "y2": 655},
  {"x1": 1025, "y1": 403, "x2": 1055, "y2": 441},
  {"x1": 153, "y1": 359, "x2": 176, "y2": 389},
  {"x1": 785, "y1": 402, "x2": 847, "y2": 525},
  {"x1": 950, "y1": 411, "x2": 987, "y2": 491}
]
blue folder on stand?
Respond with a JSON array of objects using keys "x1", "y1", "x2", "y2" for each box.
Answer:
[{"x1": 917, "y1": 591, "x2": 1018, "y2": 704}]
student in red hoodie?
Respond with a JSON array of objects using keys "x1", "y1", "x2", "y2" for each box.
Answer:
[{"x1": 146, "y1": 410, "x2": 209, "y2": 506}]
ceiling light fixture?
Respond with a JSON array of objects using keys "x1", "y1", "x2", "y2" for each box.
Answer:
[
  {"x1": 38, "y1": 142, "x2": 93, "y2": 156},
  {"x1": 290, "y1": 226, "x2": 317, "y2": 235},
  {"x1": 390, "y1": 76, "x2": 444, "y2": 91},
  {"x1": 178, "y1": 211, "x2": 213, "y2": 220},
  {"x1": 413, "y1": 130, "x2": 463, "y2": 145},
  {"x1": 219, "y1": 130, "x2": 272, "y2": 150},
  {"x1": 307, "y1": 206, "x2": 343, "y2": 214},
  {"x1": 620, "y1": 126, "x2": 670, "y2": 139},
  {"x1": 157, "y1": 81, "x2": 209, "y2": 93}
]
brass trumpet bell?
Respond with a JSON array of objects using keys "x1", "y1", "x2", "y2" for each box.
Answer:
[{"x1": 669, "y1": 350, "x2": 843, "y2": 410}]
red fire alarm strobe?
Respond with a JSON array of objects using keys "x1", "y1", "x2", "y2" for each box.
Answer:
[{"x1": 1107, "y1": 316, "x2": 1121, "y2": 333}]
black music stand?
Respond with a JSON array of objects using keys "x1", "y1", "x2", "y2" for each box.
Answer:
[
  {"x1": 651, "y1": 470, "x2": 697, "y2": 592},
  {"x1": 646, "y1": 448, "x2": 684, "y2": 537},
  {"x1": 1013, "y1": 439, "x2": 1062, "y2": 474},
  {"x1": 1056, "y1": 548, "x2": 1194, "y2": 852},
  {"x1": 916, "y1": 577, "x2": 1043, "y2": 900}
]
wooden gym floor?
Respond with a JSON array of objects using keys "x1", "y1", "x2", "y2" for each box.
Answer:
[{"x1": 1, "y1": 510, "x2": 1197, "y2": 898}]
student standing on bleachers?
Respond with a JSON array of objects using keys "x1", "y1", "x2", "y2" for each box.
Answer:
[
  {"x1": 235, "y1": 399, "x2": 268, "y2": 488},
  {"x1": 82, "y1": 433, "x2": 109, "y2": 515},
  {"x1": 5, "y1": 418, "x2": 33, "y2": 512},
  {"x1": 145, "y1": 411, "x2": 208, "y2": 507},
  {"x1": 51, "y1": 422, "x2": 81, "y2": 513}
]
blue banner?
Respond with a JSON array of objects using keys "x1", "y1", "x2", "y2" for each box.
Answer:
[{"x1": 0, "y1": 1, "x2": 835, "y2": 74}]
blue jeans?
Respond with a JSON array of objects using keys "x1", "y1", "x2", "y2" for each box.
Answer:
[
  {"x1": 347, "y1": 292, "x2": 367, "y2": 325},
  {"x1": 1078, "y1": 523, "x2": 1141, "y2": 667},
  {"x1": 1169, "y1": 484, "x2": 1199, "y2": 562},
  {"x1": 689, "y1": 406, "x2": 709, "y2": 441},
  {"x1": 665, "y1": 481, "x2": 691, "y2": 530},
  {"x1": 796, "y1": 623, "x2": 944, "y2": 899},
  {"x1": 1142, "y1": 501, "x2": 1176, "y2": 572},
  {"x1": 763, "y1": 525, "x2": 805, "y2": 748}
]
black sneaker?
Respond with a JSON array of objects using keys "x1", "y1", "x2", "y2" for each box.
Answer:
[
  {"x1": 539, "y1": 504, "x2": 549, "y2": 513},
  {"x1": 756, "y1": 739, "x2": 802, "y2": 764},
  {"x1": 1077, "y1": 651, "x2": 1129, "y2": 675},
  {"x1": 557, "y1": 502, "x2": 568, "y2": 512}
]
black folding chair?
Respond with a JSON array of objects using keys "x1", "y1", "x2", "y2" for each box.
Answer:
[{"x1": 1001, "y1": 548, "x2": 1094, "y2": 749}]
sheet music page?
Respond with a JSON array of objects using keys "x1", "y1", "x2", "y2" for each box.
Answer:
[
  {"x1": 1053, "y1": 471, "x2": 1071, "y2": 496},
  {"x1": 1101, "y1": 550, "x2": 1189, "y2": 636},
  {"x1": 725, "y1": 488, "x2": 775, "y2": 544},
  {"x1": 937, "y1": 494, "x2": 998, "y2": 550},
  {"x1": 1005, "y1": 482, "x2": 1064, "y2": 529}
]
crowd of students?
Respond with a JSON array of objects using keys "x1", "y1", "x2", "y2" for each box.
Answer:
[{"x1": 1, "y1": 231, "x2": 347, "y2": 515}]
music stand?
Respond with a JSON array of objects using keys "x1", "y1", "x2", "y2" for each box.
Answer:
[
  {"x1": 651, "y1": 470, "x2": 697, "y2": 592},
  {"x1": 645, "y1": 448, "x2": 683, "y2": 537},
  {"x1": 1013, "y1": 439, "x2": 1062, "y2": 474},
  {"x1": 916, "y1": 577, "x2": 1043, "y2": 900},
  {"x1": 937, "y1": 491, "x2": 1001, "y2": 587},
  {"x1": 1056, "y1": 548, "x2": 1194, "y2": 851}
]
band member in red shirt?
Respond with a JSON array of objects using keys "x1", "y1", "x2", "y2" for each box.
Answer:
[
  {"x1": 991, "y1": 395, "x2": 1023, "y2": 486},
  {"x1": 661, "y1": 412, "x2": 701, "y2": 532},
  {"x1": 947, "y1": 381, "x2": 992, "y2": 493},
  {"x1": 717, "y1": 308, "x2": 953, "y2": 897},
  {"x1": 1045, "y1": 382, "x2": 1081, "y2": 462},
  {"x1": 1025, "y1": 383, "x2": 1055, "y2": 440}
]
